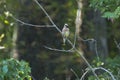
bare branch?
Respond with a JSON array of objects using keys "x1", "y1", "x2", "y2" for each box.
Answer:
[
  {"x1": 114, "y1": 39, "x2": 120, "y2": 50},
  {"x1": 80, "y1": 67, "x2": 116, "y2": 80},
  {"x1": 11, "y1": 15, "x2": 55, "y2": 28},
  {"x1": 33, "y1": 0, "x2": 61, "y2": 33},
  {"x1": 78, "y1": 37, "x2": 100, "y2": 61},
  {"x1": 75, "y1": 48, "x2": 99, "y2": 80},
  {"x1": 97, "y1": 67, "x2": 116, "y2": 80},
  {"x1": 80, "y1": 70, "x2": 89, "y2": 80},
  {"x1": 44, "y1": 46, "x2": 74, "y2": 52},
  {"x1": 70, "y1": 68, "x2": 80, "y2": 80}
]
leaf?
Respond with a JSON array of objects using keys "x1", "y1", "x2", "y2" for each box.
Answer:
[
  {"x1": 2, "y1": 65, "x2": 8, "y2": 74},
  {"x1": 27, "y1": 76, "x2": 32, "y2": 80},
  {"x1": 4, "y1": 20, "x2": 9, "y2": 25},
  {"x1": 102, "y1": 12, "x2": 118, "y2": 18}
]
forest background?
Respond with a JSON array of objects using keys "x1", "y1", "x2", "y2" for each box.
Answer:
[{"x1": 0, "y1": 0, "x2": 120, "y2": 80}]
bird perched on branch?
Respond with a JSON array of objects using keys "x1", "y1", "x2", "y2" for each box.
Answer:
[{"x1": 62, "y1": 23, "x2": 70, "y2": 45}]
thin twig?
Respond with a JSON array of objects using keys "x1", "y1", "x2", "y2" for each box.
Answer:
[
  {"x1": 114, "y1": 39, "x2": 120, "y2": 50},
  {"x1": 4, "y1": 7, "x2": 55, "y2": 28},
  {"x1": 97, "y1": 67, "x2": 116, "y2": 80},
  {"x1": 80, "y1": 70, "x2": 89, "y2": 80},
  {"x1": 44, "y1": 46, "x2": 74, "y2": 52},
  {"x1": 94, "y1": 39, "x2": 100, "y2": 61},
  {"x1": 70, "y1": 68, "x2": 80, "y2": 80},
  {"x1": 78, "y1": 37, "x2": 100, "y2": 61},
  {"x1": 33, "y1": 0, "x2": 61, "y2": 32},
  {"x1": 80, "y1": 67, "x2": 116, "y2": 80},
  {"x1": 75, "y1": 48, "x2": 99, "y2": 80},
  {"x1": 11, "y1": 15, "x2": 55, "y2": 27}
]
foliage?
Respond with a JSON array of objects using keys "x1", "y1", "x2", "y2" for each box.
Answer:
[
  {"x1": 0, "y1": 11, "x2": 14, "y2": 46},
  {"x1": 88, "y1": 56, "x2": 120, "y2": 80},
  {"x1": 0, "y1": 0, "x2": 20, "y2": 59},
  {"x1": 0, "y1": 58, "x2": 31, "y2": 80},
  {"x1": 105, "y1": 56, "x2": 120, "y2": 79},
  {"x1": 90, "y1": 0, "x2": 120, "y2": 19}
]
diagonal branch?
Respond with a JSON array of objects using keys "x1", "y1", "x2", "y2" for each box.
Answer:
[
  {"x1": 44, "y1": 46, "x2": 74, "y2": 52},
  {"x1": 80, "y1": 67, "x2": 116, "y2": 80},
  {"x1": 114, "y1": 39, "x2": 120, "y2": 50},
  {"x1": 4, "y1": 9, "x2": 55, "y2": 28},
  {"x1": 11, "y1": 15, "x2": 55, "y2": 27},
  {"x1": 33, "y1": 0, "x2": 61, "y2": 33}
]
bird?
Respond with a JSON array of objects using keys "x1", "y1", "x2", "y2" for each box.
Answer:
[{"x1": 62, "y1": 23, "x2": 70, "y2": 45}]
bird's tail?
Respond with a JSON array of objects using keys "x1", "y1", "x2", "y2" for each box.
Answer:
[{"x1": 63, "y1": 38, "x2": 66, "y2": 45}]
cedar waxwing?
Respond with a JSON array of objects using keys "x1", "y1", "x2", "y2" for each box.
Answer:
[{"x1": 62, "y1": 23, "x2": 70, "y2": 45}]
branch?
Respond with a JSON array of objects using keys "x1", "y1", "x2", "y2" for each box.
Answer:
[
  {"x1": 114, "y1": 39, "x2": 120, "y2": 50},
  {"x1": 33, "y1": 0, "x2": 61, "y2": 32},
  {"x1": 70, "y1": 68, "x2": 80, "y2": 80},
  {"x1": 80, "y1": 67, "x2": 116, "y2": 80},
  {"x1": 11, "y1": 15, "x2": 55, "y2": 28},
  {"x1": 75, "y1": 48, "x2": 99, "y2": 80},
  {"x1": 78, "y1": 37, "x2": 100, "y2": 61},
  {"x1": 44, "y1": 46, "x2": 74, "y2": 52}
]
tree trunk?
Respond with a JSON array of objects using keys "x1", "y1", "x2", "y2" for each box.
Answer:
[
  {"x1": 93, "y1": 11, "x2": 108, "y2": 59},
  {"x1": 11, "y1": 24, "x2": 19, "y2": 59}
]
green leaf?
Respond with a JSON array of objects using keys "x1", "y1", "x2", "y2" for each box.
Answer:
[
  {"x1": 102, "y1": 12, "x2": 118, "y2": 18},
  {"x1": 0, "y1": 58, "x2": 31, "y2": 79},
  {"x1": 2, "y1": 65, "x2": 8, "y2": 74}
]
